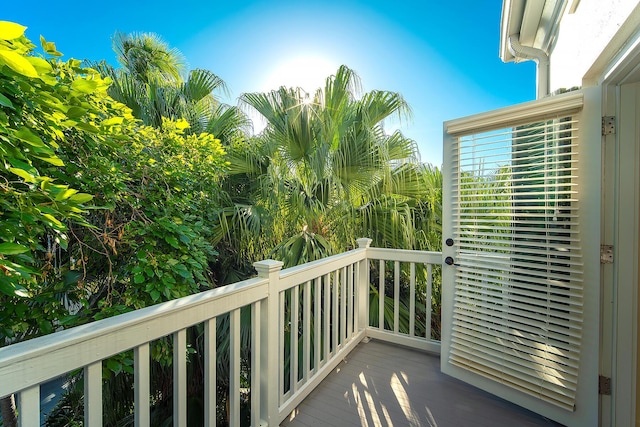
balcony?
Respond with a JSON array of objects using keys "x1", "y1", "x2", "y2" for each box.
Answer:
[{"x1": 0, "y1": 240, "x2": 555, "y2": 426}]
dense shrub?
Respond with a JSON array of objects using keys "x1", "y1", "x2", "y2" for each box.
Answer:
[{"x1": 0, "y1": 22, "x2": 227, "y2": 344}]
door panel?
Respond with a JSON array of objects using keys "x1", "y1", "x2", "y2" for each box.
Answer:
[
  {"x1": 441, "y1": 88, "x2": 601, "y2": 427},
  {"x1": 615, "y1": 81, "x2": 640, "y2": 427}
]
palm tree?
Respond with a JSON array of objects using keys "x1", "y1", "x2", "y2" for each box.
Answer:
[
  {"x1": 93, "y1": 32, "x2": 234, "y2": 135},
  {"x1": 235, "y1": 65, "x2": 431, "y2": 266}
]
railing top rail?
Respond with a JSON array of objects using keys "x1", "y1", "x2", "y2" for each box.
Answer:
[
  {"x1": 278, "y1": 247, "x2": 367, "y2": 290},
  {"x1": 0, "y1": 277, "x2": 268, "y2": 396},
  {"x1": 366, "y1": 247, "x2": 443, "y2": 264}
]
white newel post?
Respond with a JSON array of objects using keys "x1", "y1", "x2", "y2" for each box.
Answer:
[
  {"x1": 254, "y1": 259, "x2": 284, "y2": 426},
  {"x1": 356, "y1": 238, "x2": 372, "y2": 334}
]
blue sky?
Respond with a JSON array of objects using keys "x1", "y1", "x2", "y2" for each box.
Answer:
[{"x1": 4, "y1": 1, "x2": 535, "y2": 166}]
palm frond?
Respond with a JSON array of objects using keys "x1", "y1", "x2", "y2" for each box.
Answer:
[
  {"x1": 182, "y1": 68, "x2": 228, "y2": 103},
  {"x1": 112, "y1": 31, "x2": 185, "y2": 84}
]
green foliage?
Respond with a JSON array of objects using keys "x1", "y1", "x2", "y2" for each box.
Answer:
[
  {"x1": 74, "y1": 118, "x2": 227, "y2": 313},
  {"x1": 0, "y1": 24, "x2": 228, "y2": 345},
  {"x1": 0, "y1": 22, "x2": 102, "y2": 341}
]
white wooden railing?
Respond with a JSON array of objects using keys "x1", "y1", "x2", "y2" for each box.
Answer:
[{"x1": 0, "y1": 239, "x2": 442, "y2": 427}]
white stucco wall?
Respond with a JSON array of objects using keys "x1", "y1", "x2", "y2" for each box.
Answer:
[{"x1": 549, "y1": 0, "x2": 639, "y2": 92}]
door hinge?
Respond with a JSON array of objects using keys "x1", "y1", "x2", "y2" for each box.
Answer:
[
  {"x1": 599, "y1": 375, "x2": 612, "y2": 395},
  {"x1": 600, "y1": 245, "x2": 613, "y2": 264},
  {"x1": 602, "y1": 116, "x2": 615, "y2": 135}
]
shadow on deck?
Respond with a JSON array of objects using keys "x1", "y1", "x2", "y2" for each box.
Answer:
[{"x1": 281, "y1": 340, "x2": 562, "y2": 427}]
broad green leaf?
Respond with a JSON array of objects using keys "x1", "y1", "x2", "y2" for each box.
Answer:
[
  {"x1": 0, "y1": 47, "x2": 38, "y2": 77},
  {"x1": 106, "y1": 359, "x2": 122, "y2": 375},
  {"x1": 175, "y1": 119, "x2": 190, "y2": 130},
  {"x1": 164, "y1": 235, "x2": 180, "y2": 249},
  {"x1": 0, "y1": 277, "x2": 17, "y2": 297},
  {"x1": 66, "y1": 106, "x2": 87, "y2": 118},
  {"x1": 14, "y1": 287, "x2": 30, "y2": 297},
  {"x1": 150, "y1": 290, "x2": 161, "y2": 301},
  {"x1": 39, "y1": 35, "x2": 63, "y2": 56},
  {"x1": 9, "y1": 167, "x2": 36, "y2": 183},
  {"x1": 56, "y1": 188, "x2": 78, "y2": 200},
  {"x1": 54, "y1": 234, "x2": 68, "y2": 250},
  {"x1": 38, "y1": 319, "x2": 53, "y2": 335},
  {"x1": 102, "y1": 116, "x2": 124, "y2": 126},
  {"x1": 14, "y1": 127, "x2": 45, "y2": 147},
  {"x1": 0, "y1": 92, "x2": 13, "y2": 109},
  {"x1": 64, "y1": 271, "x2": 82, "y2": 285},
  {"x1": 0, "y1": 259, "x2": 36, "y2": 276},
  {"x1": 71, "y1": 78, "x2": 98, "y2": 94},
  {"x1": 0, "y1": 242, "x2": 29, "y2": 255},
  {"x1": 134, "y1": 273, "x2": 145, "y2": 284},
  {"x1": 34, "y1": 155, "x2": 64, "y2": 166},
  {"x1": 27, "y1": 56, "x2": 52, "y2": 73},
  {"x1": 8, "y1": 158, "x2": 38, "y2": 175},
  {"x1": 69, "y1": 193, "x2": 93, "y2": 204},
  {"x1": 0, "y1": 21, "x2": 26, "y2": 40},
  {"x1": 74, "y1": 122, "x2": 99, "y2": 133},
  {"x1": 58, "y1": 315, "x2": 78, "y2": 326},
  {"x1": 42, "y1": 213, "x2": 64, "y2": 228},
  {"x1": 175, "y1": 264, "x2": 191, "y2": 279}
]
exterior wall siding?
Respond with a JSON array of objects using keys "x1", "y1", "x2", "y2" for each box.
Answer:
[{"x1": 549, "y1": 0, "x2": 638, "y2": 91}]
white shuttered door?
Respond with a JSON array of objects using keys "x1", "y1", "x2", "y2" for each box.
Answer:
[{"x1": 441, "y1": 89, "x2": 600, "y2": 427}]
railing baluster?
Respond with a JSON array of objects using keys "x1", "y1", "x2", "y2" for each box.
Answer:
[
  {"x1": 230, "y1": 308, "x2": 240, "y2": 426},
  {"x1": 409, "y1": 262, "x2": 416, "y2": 337},
  {"x1": 85, "y1": 360, "x2": 102, "y2": 426},
  {"x1": 426, "y1": 263, "x2": 433, "y2": 340},
  {"x1": 323, "y1": 273, "x2": 330, "y2": 362},
  {"x1": 173, "y1": 329, "x2": 187, "y2": 427},
  {"x1": 204, "y1": 317, "x2": 216, "y2": 427},
  {"x1": 347, "y1": 264, "x2": 354, "y2": 338},
  {"x1": 291, "y1": 285, "x2": 299, "y2": 393},
  {"x1": 303, "y1": 280, "x2": 311, "y2": 380},
  {"x1": 251, "y1": 303, "x2": 260, "y2": 425},
  {"x1": 331, "y1": 270, "x2": 340, "y2": 356},
  {"x1": 279, "y1": 287, "x2": 285, "y2": 400},
  {"x1": 394, "y1": 260, "x2": 400, "y2": 334},
  {"x1": 341, "y1": 267, "x2": 347, "y2": 344},
  {"x1": 134, "y1": 344, "x2": 150, "y2": 427},
  {"x1": 18, "y1": 385, "x2": 39, "y2": 427},
  {"x1": 379, "y1": 259, "x2": 384, "y2": 330},
  {"x1": 314, "y1": 276, "x2": 321, "y2": 372}
]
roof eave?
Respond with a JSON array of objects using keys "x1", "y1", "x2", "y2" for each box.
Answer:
[
  {"x1": 499, "y1": 0, "x2": 525, "y2": 63},
  {"x1": 499, "y1": 0, "x2": 566, "y2": 64}
]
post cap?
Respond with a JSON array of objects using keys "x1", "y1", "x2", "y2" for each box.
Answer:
[
  {"x1": 253, "y1": 259, "x2": 284, "y2": 277},
  {"x1": 356, "y1": 238, "x2": 373, "y2": 248}
]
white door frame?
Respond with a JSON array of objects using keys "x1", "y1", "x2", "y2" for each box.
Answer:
[{"x1": 599, "y1": 33, "x2": 640, "y2": 427}]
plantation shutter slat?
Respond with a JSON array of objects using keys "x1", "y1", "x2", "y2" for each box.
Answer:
[{"x1": 441, "y1": 89, "x2": 601, "y2": 426}]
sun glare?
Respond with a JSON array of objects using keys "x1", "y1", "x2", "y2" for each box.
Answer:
[{"x1": 262, "y1": 55, "x2": 338, "y2": 94}]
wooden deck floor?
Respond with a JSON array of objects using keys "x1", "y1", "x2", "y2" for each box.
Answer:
[{"x1": 280, "y1": 339, "x2": 561, "y2": 427}]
